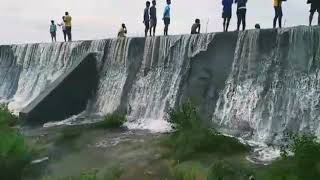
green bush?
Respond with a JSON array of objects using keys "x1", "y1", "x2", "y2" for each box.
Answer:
[
  {"x1": 279, "y1": 133, "x2": 320, "y2": 179},
  {"x1": 168, "y1": 162, "x2": 207, "y2": 180},
  {"x1": 42, "y1": 165, "x2": 123, "y2": 180},
  {"x1": 164, "y1": 102, "x2": 249, "y2": 161},
  {"x1": 168, "y1": 101, "x2": 202, "y2": 131},
  {"x1": 0, "y1": 105, "x2": 31, "y2": 180},
  {"x1": 255, "y1": 159, "x2": 299, "y2": 180},
  {"x1": 254, "y1": 133, "x2": 320, "y2": 180},
  {"x1": 0, "y1": 104, "x2": 18, "y2": 128},
  {"x1": 95, "y1": 113, "x2": 127, "y2": 129},
  {"x1": 207, "y1": 160, "x2": 250, "y2": 180},
  {"x1": 102, "y1": 165, "x2": 123, "y2": 180},
  {"x1": 0, "y1": 128, "x2": 31, "y2": 180}
]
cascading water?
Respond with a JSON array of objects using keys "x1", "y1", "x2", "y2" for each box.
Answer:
[
  {"x1": 1, "y1": 26, "x2": 320, "y2": 144},
  {"x1": 214, "y1": 26, "x2": 320, "y2": 144},
  {"x1": 0, "y1": 41, "x2": 106, "y2": 113},
  {"x1": 90, "y1": 34, "x2": 215, "y2": 132}
]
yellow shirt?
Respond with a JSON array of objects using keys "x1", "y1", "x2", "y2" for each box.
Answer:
[
  {"x1": 273, "y1": 0, "x2": 282, "y2": 7},
  {"x1": 64, "y1": 15, "x2": 72, "y2": 27}
]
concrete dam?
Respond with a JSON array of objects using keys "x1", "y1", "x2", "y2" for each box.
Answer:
[{"x1": 1, "y1": 26, "x2": 320, "y2": 144}]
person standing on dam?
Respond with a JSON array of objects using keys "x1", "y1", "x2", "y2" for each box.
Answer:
[
  {"x1": 143, "y1": 1, "x2": 151, "y2": 37},
  {"x1": 150, "y1": 0, "x2": 157, "y2": 36},
  {"x1": 273, "y1": 0, "x2": 284, "y2": 28},
  {"x1": 64, "y1": 12, "x2": 72, "y2": 41},
  {"x1": 191, "y1": 19, "x2": 201, "y2": 34},
  {"x1": 222, "y1": 0, "x2": 233, "y2": 32},
  {"x1": 308, "y1": 0, "x2": 320, "y2": 26},
  {"x1": 58, "y1": 16, "x2": 67, "y2": 42},
  {"x1": 235, "y1": 0, "x2": 248, "y2": 31},
  {"x1": 49, "y1": 20, "x2": 57, "y2": 42},
  {"x1": 163, "y1": 0, "x2": 171, "y2": 36},
  {"x1": 118, "y1": 23, "x2": 127, "y2": 37}
]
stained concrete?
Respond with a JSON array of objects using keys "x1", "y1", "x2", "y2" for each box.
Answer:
[{"x1": 19, "y1": 53, "x2": 99, "y2": 123}]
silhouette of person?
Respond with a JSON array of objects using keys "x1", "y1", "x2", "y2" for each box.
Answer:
[
  {"x1": 235, "y1": 0, "x2": 248, "y2": 31},
  {"x1": 63, "y1": 12, "x2": 72, "y2": 41},
  {"x1": 150, "y1": 0, "x2": 157, "y2": 36},
  {"x1": 118, "y1": 23, "x2": 127, "y2": 37},
  {"x1": 308, "y1": 0, "x2": 320, "y2": 26},
  {"x1": 273, "y1": 0, "x2": 283, "y2": 28},
  {"x1": 222, "y1": 0, "x2": 233, "y2": 32},
  {"x1": 191, "y1": 19, "x2": 201, "y2": 34},
  {"x1": 163, "y1": 0, "x2": 171, "y2": 36},
  {"x1": 49, "y1": 20, "x2": 57, "y2": 42},
  {"x1": 143, "y1": 1, "x2": 151, "y2": 37},
  {"x1": 58, "y1": 16, "x2": 67, "y2": 42}
]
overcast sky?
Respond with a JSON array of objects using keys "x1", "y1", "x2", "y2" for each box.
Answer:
[{"x1": 0, "y1": 0, "x2": 312, "y2": 44}]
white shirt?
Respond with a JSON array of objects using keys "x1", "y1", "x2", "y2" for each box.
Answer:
[{"x1": 58, "y1": 22, "x2": 66, "y2": 31}]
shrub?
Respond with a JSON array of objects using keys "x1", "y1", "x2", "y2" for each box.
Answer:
[
  {"x1": 95, "y1": 113, "x2": 127, "y2": 129},
  {"x1": 0, "y1": 105, "x2": 31, "y2": 180},
  {"x1": 102, "y1": 165, "x2": 123, "y2": 180},
  {"x1": 168, "y1": 101, "x2": 201, "y2": 131},
  {"x1": 78, "y1": 170, "x2": 99, "y2": 180},
  {"x1": 0, "y1": 104, "x2": 18, "y2": 128},
  {"x1": 0, "y1": 128, "x2": 31, "y2": 180},
  {"x1": 207, "y1": 160, "x2": 250, "y2": 180},
  {"x1": 168, "y1": 162, "x2": 207, "y2": 180},
  {"x1": 164, "y1": 102, "x2": 249, "y2": 161},
  {"x1": 279, "y1": 133, "x2": 320, "y2": 179},
  {"x1": 42, "y1": 165, "x2": 123, "y2": 180}
]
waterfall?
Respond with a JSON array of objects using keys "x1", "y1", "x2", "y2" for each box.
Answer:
[
  {"x1": 214, "y1": 26, "x2": 320, "y2": 143},
  {"x1": 0, "y1": 41, "x2": 106, "y2": 113},
  {"x1": 89, "y1": 34, "x2": 215, "y2": 132},
  {"x1": 1, "y1": 26, "x2": 320, "y2": 142}
]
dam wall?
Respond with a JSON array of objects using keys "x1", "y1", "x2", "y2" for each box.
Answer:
[{"x1": 1, "y1": 26, "x2": 320, "y2": 143}]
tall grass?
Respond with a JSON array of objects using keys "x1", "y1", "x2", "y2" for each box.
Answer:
[
  {"x1": 164, "y1": 101, "x2": 249, "y2": 161},
  {"x1": 94, "y1": 112, "x2": 127, "y2": 129},
  {"x1": 0, "y1": 105, "x2": 31, "y2": 180},
  {"x1": 0, "y1": 104, "x2": 18, "y2": 128}
]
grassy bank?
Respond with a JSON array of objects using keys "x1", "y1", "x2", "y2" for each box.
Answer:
[
  {"x1": 162, "y1": 102, "x2": 249, "y2": 161},
  {"x1": 0, "y1": 105, "x2": 31, "y2": 180}
]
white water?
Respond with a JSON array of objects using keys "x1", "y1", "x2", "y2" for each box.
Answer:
[
  {"x1": 214, "y1": 27, "x2": 320, "y2": 143},
  {"x1": 1, "y1": 27, "x2": 320, "y2": 156}
]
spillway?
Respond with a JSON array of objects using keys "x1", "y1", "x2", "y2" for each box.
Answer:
[{"x1": 1, "y1": 26, "x2": 320, "y2": 143}]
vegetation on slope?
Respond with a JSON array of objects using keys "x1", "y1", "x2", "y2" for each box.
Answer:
[
  {"x1": 0, "y1": 105, "x2": 31, "y2": 180},
  {"x1": 163, "y1": 101, "x2": 249, "y2": 161}
]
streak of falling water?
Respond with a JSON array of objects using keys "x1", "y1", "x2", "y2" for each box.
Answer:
[
  {"x1": 126, "y1": 34, "x2": 215, "y2": 132},
  {"x1": 0, "y1": 40, "x2": 107, "y2": 113},
  {"x1": 214, "y1": 27, "x2": 320, "y2": 144}
]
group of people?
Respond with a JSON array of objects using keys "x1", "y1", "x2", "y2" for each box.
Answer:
[
  {"x1": 222, "y1": 0, "x2": 320, "y2": 32},
  {"x1": 49, "y1": 12, "x2": 72, "y2": 42},
  {"x1": 49, "y1": 0, "x2": 320, "y2": 42}
]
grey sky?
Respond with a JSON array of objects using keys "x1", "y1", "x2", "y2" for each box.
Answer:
[{"x1": 0, "y1": 0, "x2": 312, "y2": 44}]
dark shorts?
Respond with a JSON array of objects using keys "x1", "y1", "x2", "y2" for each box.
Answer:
[
  {"x1": 164, "y1": 17, "x2": 170, "y2": 25},
  {"x1": 144, "y1": 20, "x2": 150, "y2": 29},
  {"x1": 237, "y1": 9, "x2": 247, "y2": 19},
  {"x1": 50, "y1": 32, "x2": 56, "y2": 37},
  {"x1": 274, "y1": 6, "x2": 283, "y2": 17},
  {"x1": 222, "y1": 10, "x2": 232, "y2": 19},
  {"x1": 310, "y1": 3, "x2": 320, "y2": 13},
  {"x1": 150, "y1": 19, "x2": 157, "y2": 27}
]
